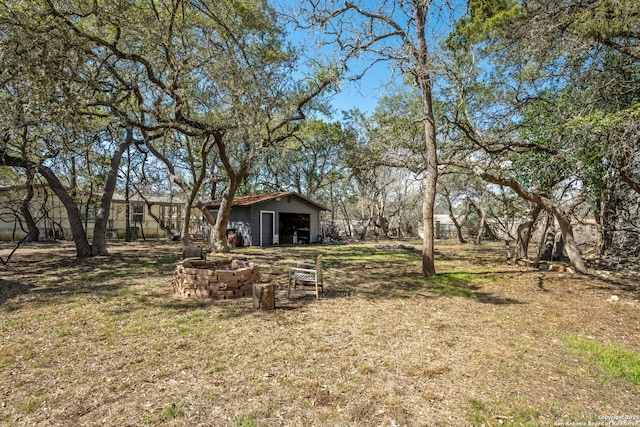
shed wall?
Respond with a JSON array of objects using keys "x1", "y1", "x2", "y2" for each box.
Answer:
[
  {"x1": 249, "y1": 196, "x2": 322, "y2": 246},
  {"x1": 228, "y1": 206, "x2": 252, "y2": 246}
]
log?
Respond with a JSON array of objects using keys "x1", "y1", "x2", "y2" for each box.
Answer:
[
  {"x1": 182, "y1": 245, "x2": 205, "y2": 260},
  {"x1": 253, "y1": 283, "x2": 275, "y2": 311}
]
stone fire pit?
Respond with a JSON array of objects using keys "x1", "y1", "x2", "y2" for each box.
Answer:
[{"x1": 173, "y1": 258, "x2": 260, "y2": 299}]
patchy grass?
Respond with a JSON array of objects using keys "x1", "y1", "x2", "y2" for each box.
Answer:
[
  {"x1": 467, "y1": 399, "x2": 489, "y2": 425},
  {"x1": 0, "y1": 239, "x2": 639, "y2": 426},
  {"x1": 563, "y1": 335, "x2": 640, "y2": 388}
]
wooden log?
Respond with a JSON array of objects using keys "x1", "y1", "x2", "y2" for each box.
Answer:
[
  {"x1": 182, "y1": 245, "x2": 204, "y2": 260},
  {"x1": 253, "y1": 283, "x2": 275, "y2": 311}
]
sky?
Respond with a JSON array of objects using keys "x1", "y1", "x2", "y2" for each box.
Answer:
[
  {"x1": 326, "y1": 62, "x2": 396, "y2": 116},
  {"x1": 284, "y1": 24, "x2": 395, "y2": 117},
  {"x1": 278, "y1": 0, "x2": 465, "y2": 119},
  {"x1": 274, "y1": 0, "x2": 408, "y2": 117}
]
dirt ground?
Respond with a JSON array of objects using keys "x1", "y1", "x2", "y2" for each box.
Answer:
[{"x1": 1, "y1": 239, "x2": 639, "y2": 426}]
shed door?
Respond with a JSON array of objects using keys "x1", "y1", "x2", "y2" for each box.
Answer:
[{"x1": 260, "y1": 211, "x2": 274, "y2": 246}]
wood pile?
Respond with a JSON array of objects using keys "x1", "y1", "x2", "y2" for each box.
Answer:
[
  {"x1": 182, "y1": 245, "x2": 206, "y2": 260},
  {"x1": 173, "y1": 258, "x2": 260, "y2": 299}
]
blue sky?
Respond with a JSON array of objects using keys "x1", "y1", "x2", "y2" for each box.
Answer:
[
  {"x1": 327, "y1": 62, "x2": 396, "y2": 116},
  {"x1": 277, "y1": 0, "x2": 465, "y2": 118}
]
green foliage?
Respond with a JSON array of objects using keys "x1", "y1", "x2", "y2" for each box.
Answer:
[
  {"x1": 566, "y1": 103, "x2": 640, "y2": 134},
  {"x1": 441, "y1": 0, "x2": 640, "y2": 252},
  {"x1": 446, "y1": 0, "x2": 523, "y2": 48},
  {"x1": 510, "y1": 93, "x2": 575, "y2": 192},
  {"x1": 0, "y1": 168, "x2": 23, "y2": 186},
  {"x1": 570, "y1": 0, "x2": 640, "y2": 45},
  {"x1": 257, "y1": 118, "x2": 353, "y2": 201}
]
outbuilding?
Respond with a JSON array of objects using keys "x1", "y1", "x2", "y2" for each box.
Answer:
[
  {"x1": 205, "y1": 192, "x2": 329, "y2": 247},
  {"x1": 0, "y1": 185, "x2": 186, "y2": 241}
]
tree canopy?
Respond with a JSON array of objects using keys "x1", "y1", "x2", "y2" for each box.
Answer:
[{"x1": 1, "y1": 0, "x2": 639, "y2": 273}]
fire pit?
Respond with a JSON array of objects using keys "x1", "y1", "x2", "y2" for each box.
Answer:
[{"x1": 173, "y1": 258, "x2": 260, "y2": 299}]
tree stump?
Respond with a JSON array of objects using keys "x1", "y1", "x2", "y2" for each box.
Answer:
[{"x1": 253, "y1": 283, "x2": 275, "y2": 311}]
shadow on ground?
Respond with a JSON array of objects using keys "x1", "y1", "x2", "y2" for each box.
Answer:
[{"x1": 1, "y1": 240, "x2": 594, "y2": 315}]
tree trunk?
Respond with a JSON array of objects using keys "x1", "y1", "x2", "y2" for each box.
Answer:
[
  {"x1": 469, "y1": 200, "x2": 498, "y2": 244},
  {"x1": 554, "y1": 210, "x2": 586, "y2": 272},
  {"x1": 620, "y1": 172, "x2": 640, "y2": 195},
  {"x1": 339, "y1": 200, "x2": 352, "y2": 237},
  {"x1": 441, "y1": 185, "x2": 467, "y2": 244},
  {"x1": 180, "y1": 200, "x2": 192, "y2": 246},
  {"x1": 514, "y1": 205, "x2": 542, "y2": 261},
  {"x1": 360, "y1": 210, "x2": 374, "y2": 240},
  {"x1": 551, "y1": 231, "x2": 565, "y2": 261},
  {"x1": 19, "y1": 170, "x2": 40, "y2": 242},
  {"x1": 594, "y1": 194, "x2": 614, "y2": 256},
  {"x1": 539, "y1": 225, "x2": 555, "y2": 261},
  {"x1": 125, "y1": 145, "x2": 133, "y2": 242},
  {"x1": 180, "y1": 156, "x2": 210, "y2": 246},
  {"x1": 204, "y1": 134, "x2": 244, "y2": 253},
  {"x1": 377, "y1": 212, "x2": 389, "y2": 237},
  {"x1": 534, "y1": 212, "x2": 553, "y2": 267},
  {"x1": 253, "y1": 283, "x2": 275, "y2": 311},
  {"x1": 413, "y1": 1, "x2": 438, "y2": 276},
  {"x1": 131, "y1": 183, "x2": 176, "y2": 239},
  {"x1": 210, "y1": 179, "x2": 241, "y2": 253},
  {"x1": 473, "y1": 166, "x2": 587, "y2": 273},
  {"x1": 474, "y1": 205, "x2": 487, "y2": 245},
  {"x1": 92, "y1": 132, "x2": 132, "y2": 255},
  {"x1": 83, "y1": 149, "x2": 94, "y2": 232},
  {"x1": 1, "y1": 151, "x2": 92, "y2": 257},
  {"x1": 539, "y1": 214, "x2": 581, "y2": 267},
  {"x1": 421, "y1": 171, "x2": 437, "y2": 276},
  {"x1": 419, "y1": 76, "x2": 438, "y2": 276},
  {"x1": 143, "y1": 133, "x2": 218, "y2": 247},
  {"x1": 596, "y1": 224, "x2": 614, "y2": 257},
  {"x1": 42, "y1": 167, "x2": 91, "y2": 257}
]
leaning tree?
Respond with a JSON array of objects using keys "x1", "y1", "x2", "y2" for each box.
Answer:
[
  {"x1": 437, "y1": 0, "x2": 640, "y2": 272},
  {"x1": 0, "y1": 6, "x2": 135, "y2": 257}
]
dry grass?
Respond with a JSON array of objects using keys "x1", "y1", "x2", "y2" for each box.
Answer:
[{"x1": 1, "y1": 239, "x2": 639, "y2": 426}]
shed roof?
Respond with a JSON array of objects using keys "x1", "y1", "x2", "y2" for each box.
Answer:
[{"x1": 205, "y1": 191, "x2": 330, "y2": 211}]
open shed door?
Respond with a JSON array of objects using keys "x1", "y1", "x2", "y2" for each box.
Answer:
[{"x1": 279, "y1": 213, "x2": 310, "y2": 244}]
